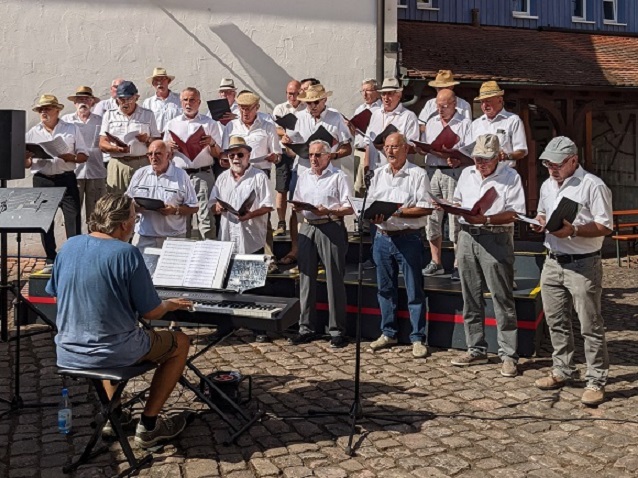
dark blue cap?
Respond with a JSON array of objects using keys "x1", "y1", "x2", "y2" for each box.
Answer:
[{"x1": 116, "y1": 81, "x2": 138, "y2": 98}]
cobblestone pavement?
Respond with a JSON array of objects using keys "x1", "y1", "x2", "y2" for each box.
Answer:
[{"x1": 1, "y1": 258, "x2": 638, "y2": 478}]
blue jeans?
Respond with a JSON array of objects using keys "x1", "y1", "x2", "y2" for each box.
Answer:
[{"x1": 372, "y1": 231, "x2": 426, "y2": 343}]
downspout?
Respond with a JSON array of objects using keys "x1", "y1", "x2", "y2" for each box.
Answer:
[{"x1": 376, "y1": 0, "x2": 385, "y2": 83}]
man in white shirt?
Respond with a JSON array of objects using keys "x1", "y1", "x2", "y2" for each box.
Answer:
[
  {"x1": 25, "y1": 94, "x2": 88, "y2": 262},
  {"x1": 531, "y1": 137, "x2": 612, "y2": 407},
  {"x1": 272, "y1": 80, "x2": 305, "y2": 237},
  {"x1": 418, "y1": 70, "x2": 472, "y2": 127},
  {"x1": 126, "y1": 140, "x2": 198, "y2": 251},
  {"x1": 421, "y1": 89, "x2": 472, "y2": 280},
  {"x1": 62, "y1": 86, "x2": 107, "y2": 227},
  {"x1": 92, "y1": 77, "x2": 124, "y2": 117},
  {"x1": 210, "y1": 137, "x2": 274, "y2": 254},
  {"x1": 470, "y1": 81, "x2": 528, "y2": 168},
  {"x1": 99, "y1": 81, "x2": 161, "y2": 195},
  {"x1": 142, "y1": 67, "x2": 181, "y2": 134},
  {"x1": 364, "y1": 78, "x2": 419, "y2": 172},
  {"x1": 164, "y1": 87, "x2": 222, "y2": 240},
  {"x1": 288, "y1": 140, "x2": 354, "y2": 348},
  {"x1": 449, "y1": 134, "x2": 525, "y2": 378},
  {"x1": 367, "y1": 133, "x2": 432, "y2": 359},
  {"x1": 349, "y1": 79, "x2": 381, "y2": 197},
  {"x1": 215, "y1": 78, "x2": 240, "y2": 120}
]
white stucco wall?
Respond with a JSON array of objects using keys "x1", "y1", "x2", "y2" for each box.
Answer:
[{"x1": 0, "y1": 0, "x2": 397, "y2": 256}]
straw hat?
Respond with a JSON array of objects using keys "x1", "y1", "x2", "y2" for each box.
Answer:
[
  {"x1": 146, "y1": 67, "x2": 175, "y2": 85},
  {"x1": 32, "y1": 94, "x2": 64, "y2": 112},
  {"x1": 224, "y1": 136, "x2": 253, "y2": 153},
  {"x1": 428, "y1": 70, "x2": 460, "y2": 88},
  {"x1": 472, "y1": 134, "x2": 500, "y2": 160},
  {"x1": 219, "y1": 78, "x2": 237, "y2": 91},
  {"x1": 475, "y1": 81, "x2": 505, "y2": 101},
  {"x1": 236, "y1": 92, "x2": 260, "y2": 106},
  {"x1": 377, "y1": 77, "x2": 403, "y2": 93},
  {"x1": 67, "y1": 86, "x2": 99, "y2": 102},
  {"x1": 298, "y1": 84, "x2": 333, "y2": 102}
]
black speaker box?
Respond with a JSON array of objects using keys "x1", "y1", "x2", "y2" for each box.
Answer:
[{"x1": 0, "y1": 110, "x2": 26, "y2": 181}]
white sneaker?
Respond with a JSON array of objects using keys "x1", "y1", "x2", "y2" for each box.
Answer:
[
  {"x1": 412, "y1": 342, "x2": 428, "y2": 358},
  {"x1": 369, "y1": 335, "x2": 398, "y2": 351}
]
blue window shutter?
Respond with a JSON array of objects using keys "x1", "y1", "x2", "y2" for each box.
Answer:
[
  {"x1": 586, "y1": 0, "x2": 594, "y2": 21},
  {"x1": 617, "y1": 0, "x2": 626, "y2": 23},
  {"x1": 530, "y1": 0, "x2": 537, "y2": 16}
]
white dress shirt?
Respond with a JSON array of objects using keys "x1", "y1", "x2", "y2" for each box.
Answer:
[
  {"x1": 418, "y1": 96, "x2": 473, "y2": 124},
  {"x1": 26, "y1": 121, "x2": 88, "y2": 176},
  {"x1": 367, "y1": 161, "x2": 432, "y2": 231},
  {"x1": 293, "y1": 165, "x2": 353, "y2": 221},
  {"x1": 538, "y1": 166, "x2": 612, "y2": 255},
  {"x1": 209, "y1": 166, "x2": 274, "y2": 254},
  {"x1": 423, "y1": 112, "x2": 472, "y2": 167},
  {"x1": 294, "y1": 108, "x2": 352, "y2": 171},
  {"x1": 142, "y1": 91, "x2": 182, "y2": 133},
  {"x1": 471, "y1": 109, "x2": 528, "y2": 167},
  {"x1": 272, "y1": 101, "x2": 305, "y2": 119},
  {"x1": 223, "y1": 116, "x2": 281, "y2": 171},
  {"x1": 126, "y1": 162, "x2": 198, "y2": 238},
  {"x1": 365, "y1": 104, "x2": 420, "y2": 169},
  {"x1": 453, "y1": 162, "x2": 526, "y2": 225},
  {"x1": 163, "y1": 113, "x2": 223, "y2": 169},
  {"x1": 100, "y1": 106, "x2": 160, "y2": 158},
  {"x1": 61, "y1": 113, "x2": 106, "y2": 180},
  {"x1": 92, "y1": 98, "x2": 116, "y2": 117},
  {"x1": 353, "y1": 99, "x2": 382, "y2": 150}
]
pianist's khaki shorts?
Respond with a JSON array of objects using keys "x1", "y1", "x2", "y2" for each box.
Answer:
[{"x1": 138, "y1": 329, "x2": 178, "y2": 365}]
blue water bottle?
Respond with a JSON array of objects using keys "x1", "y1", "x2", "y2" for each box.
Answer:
[{"x1": 58, "y1": 388, "x2": 72, "y2": 434}]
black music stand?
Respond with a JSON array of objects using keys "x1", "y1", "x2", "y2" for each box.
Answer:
[{"x1": 0, "y1": 187, "x2": 64, "y2": 417}]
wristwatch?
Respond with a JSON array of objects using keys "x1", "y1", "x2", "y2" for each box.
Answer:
[
  {"x1": 571, "y1": 225, "x2": 579, "y2": 237},
  {"x1": 485, "y1": 216, "x2": 491, "y2": 225},
  {"x1": 396, "y1": 208, "x2": 403, "y2": 218}
]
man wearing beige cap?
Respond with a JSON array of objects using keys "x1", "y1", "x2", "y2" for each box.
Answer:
[
  {"x1": 450, "y1": 134, "x2": 525, "y2": 377},
  {"x1": 25, "y1": 94, "x2": 88, "y2": 262},
  {"x1": 531, "y1": 137, "x2": 612, "y2": 406},
  {"x1": 62, "y1": 86, "x2": 107, "y2": 225},
  {"x1": 143, "y1": 67, "x2": 181, "y2": 133},
  {"x1": 418, "y1": 70, "x2": 472, "y2": 127},
  {"x1": 470, "y1": 81, "x2": 527, "y2": 167}
]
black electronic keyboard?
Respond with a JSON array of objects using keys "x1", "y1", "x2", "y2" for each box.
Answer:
[{"x1": 157, "y1": 289, "x2": 300, "y2": 333}]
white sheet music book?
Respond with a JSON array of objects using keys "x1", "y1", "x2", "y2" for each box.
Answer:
[
  {"x1": 39, "y1": 136, "x2": 72, "y2": 158},
  {"x1": 152, "y1": 238, "x2": 234, "y2": 290}
]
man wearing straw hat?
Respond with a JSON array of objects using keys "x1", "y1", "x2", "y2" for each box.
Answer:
[
  {"x1": 471, "y1": 81, "x2": 528, "y2": 168},
  {"x1": 143, "y1": 67, "x2": 182, "y2": 133},
  {"x1": 418, "y1": 70, "x2": 472, "y2": 127},
  {"x1": 99, "y1": 81, "x2": 161, "y2": 195},
  {"x1": 213, "y1": 78, "x2": 240, "y2": 120},
  {"x1": 62, "y1": 86, "x2": 107, "y2": 225},
  {"x1": 25, "y1": 94, "x2": 88, "y2": 263}
]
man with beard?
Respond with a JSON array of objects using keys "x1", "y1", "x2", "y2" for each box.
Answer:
[
  {"x1": 62, "y1": 86, "x2": 107, "y2": 225},
  {"x1": 164, "y1": 87, "x2": 222, "y2": 240},
  {"x1": 126, "y1": 140, "x2": 198, "y2": 251},
  {"x1": 100, "y1": 81, "x2": 161, "y2": 195},
  {"x1": 143, "y1": 67, "x2": 182, "y2": 133},
  {"x1": 25, "y1": 94, "x2": 88, "y2": 263}
]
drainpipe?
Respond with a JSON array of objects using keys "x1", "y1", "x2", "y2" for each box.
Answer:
[{"x1": 376, "y1": 0, "x2": 385, "y2": 83}]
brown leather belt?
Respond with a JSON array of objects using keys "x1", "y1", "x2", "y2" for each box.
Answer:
[
  {"x1": 378, "y1": 228, "x2": 420, "y2": 237},
  {"x1": 461, "y1": 224, "x2": 512, "y2": 235},
  {"x1": 305, "y1": 218, "x2": 343, "y2": 226},
  {"x1": 116, "y1": 155, "x2": 146, "y2": 161}
]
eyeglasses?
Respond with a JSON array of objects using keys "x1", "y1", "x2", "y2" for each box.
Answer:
[
  {"x1": 308, "y1": 153, "x2": 330, "y2": 158},
  {"x1": 542, "y1": 156, "x2": 574, "y2": 170},
  {"x1": 146, "y1": 152, "x2": 163, "y2": 157},
  {"x1": 383, "y1": 145, "x2": 403, "y2": 150},
  {"x1": 228, "y1": 152, "x2": 246, "y2": 159},
  {"x1": 473, "y1": 156, "x2": 496, "y2": 163},
  {"x1": 116, "y1": 97, "x2": 136, "y2": 104}
]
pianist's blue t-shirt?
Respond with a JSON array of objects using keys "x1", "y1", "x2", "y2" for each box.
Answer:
[{"x1": 46, "y1": 235, "x2": 161, "y2": 368}]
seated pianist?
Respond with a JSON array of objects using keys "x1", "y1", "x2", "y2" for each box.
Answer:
[{"x1": 45, "y1": 193, "x2": 193, "y2": 449}]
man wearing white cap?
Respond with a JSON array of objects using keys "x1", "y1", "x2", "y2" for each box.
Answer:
[
  {"x1": 143, "y1": 67, "x2": 182, "y2": 133},
  {"x1": 470, "y1": 81, "x2": 527, "y2": 168},
  {"x1": 62, "y1": 86, "x2": 107, "y2": 225},
  {"x1": 531, "y1": 137, "x2": 612, "y2": 407},
  {"x1": 418, "y1": 70, "x2": 472, "y2": 126},
  {"x1": 25, "y1": 94, "x2": 88, "y2": 262},
  {"x1": 449, "y1": 134, "x2": 525, "y2": 378},
  {"x1": 364, "y1": 78, "x2": 419, "y2": 172},
  {"x1": 215, "y1": 78, "x2": 240, "y2": 120}
]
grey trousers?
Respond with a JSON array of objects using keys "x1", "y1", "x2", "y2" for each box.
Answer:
[
  {"x1": 77, "y1": 178, "x2": 107, "y2": 224},
  {"x1": 187, "y1": 170, "x2": 216, "y2": 240},
  {"x1": 298, "y1": 221, "x2": 348, "y2": 336},
  {"x1": 540, "y1": 255, "x2": 608, "y2": 387},
  {"x1": 457, "y1": 229, "x2": 518, "y2": 361}
]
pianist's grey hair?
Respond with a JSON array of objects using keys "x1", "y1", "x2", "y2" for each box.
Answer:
[
  {"x1": 309, "y1": 140, "x2": 331, "y2": 154},
  {"x1": 88, "y1": 194, "x2": 133, "y2": 235}
]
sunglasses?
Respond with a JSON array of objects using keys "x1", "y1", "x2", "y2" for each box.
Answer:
[
  {"x1": 542, "y1": 156, "x2": 573, "y2": 170},
  {"x1": 228, "y1": 152, "x2": 246, "y2": 159},
  {"x1": 306, "y1": 100, "x2": 322, "y2": 106}
]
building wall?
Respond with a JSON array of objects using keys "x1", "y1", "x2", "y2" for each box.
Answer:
[
  {"x1": 1, "y1": 0, "x2": 396, "y2": 256},
  {"x1": 398, "y1": 0, "x2": 635, "y2": 32}
]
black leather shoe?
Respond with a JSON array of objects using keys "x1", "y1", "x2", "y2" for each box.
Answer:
[
  {"x1": 330, "y1": 336, "x2": 348, "y2": 349},
  {"x1": 287, "y1": 333, "x2": 317, "y2": 345},
  {"x1": 255, "y1": 334, "x2": 271, "y2": 343}
]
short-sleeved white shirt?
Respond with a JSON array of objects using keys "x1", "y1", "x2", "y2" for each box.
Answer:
[
  {"x1": 453, "y1": 162, "x2": 526, "y2": 225},
  {"x1": 26, "y1": 120, "x2": 88, "y2": 176},
  {"x1": 92, "y1": 98, "x2": 116, "y2": 117},
  {"x1": 126, "y1": 162, "x2": 198, "y2": 238},
  {"x1": 209, "y1": 166, "x2": 274, "y2": 254},
  {"x1": 273, "y1": 101, "x2": 305, "y2": 119},
  {"x1": 223, "y1": 116, "x2": 282, "y2": 171},
  {"x1": 538, "y1": 166, "x2": 612, "y2": 255},
  {"x1": 418, "y1": 96, "x2": 473, "y2": 124},
  {"x1": 293, "y1": 165, "x2": 353, "y2": 221},
  {"x1": 353, "y1": 100, "x2": 382, "y2": 150},
  {"x1": 142, "y1": 91, "x2": 182, "y2": 133},
  {"x1": 365, "y1": 104, "x2": 420, "y2": 169},
  {"x1": 367, "y1": 160, "x2": 432, "y2": 231},
  {"x1": 164, "y1": 113, "x2": 223, "y2": 169},
  {"x1": 100, "y1": 105, "x2": 160, "y2": 158},
  {"x1": 61, "y1": 113, "x2": 106, "y2": 180},
  {"x1": 471, "y1": 109, "x2": 528, "y2": 167},
  {"x1": 423, "y1": 112, "x2": 472, "y2": 167}
]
